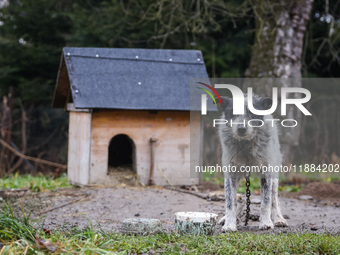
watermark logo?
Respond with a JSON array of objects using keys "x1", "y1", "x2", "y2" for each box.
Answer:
[
  {"x1": 198, "y1": 83, "x2": 312, "y2": 116},
  {"x1": 196, "y1": 82, "x2": 222, "y2": 115}
]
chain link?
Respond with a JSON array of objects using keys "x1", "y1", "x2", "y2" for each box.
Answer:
[{"x1": 244, "y1": 172, "x2": 251, "y2": 226}]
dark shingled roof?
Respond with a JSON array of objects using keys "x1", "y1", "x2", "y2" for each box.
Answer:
[{"x1": 52, "y1": 47, "x2": 212, "y2": 111}]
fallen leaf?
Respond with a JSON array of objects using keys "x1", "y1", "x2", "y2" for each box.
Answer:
[
  {"x1": 35, "y1": 233, "x2": 57, "y2": 252},
  {"x1": 43, "y1": 228, "x2": 52, "y2": 236}
]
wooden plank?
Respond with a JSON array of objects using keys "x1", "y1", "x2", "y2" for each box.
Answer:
[
  {"x1": 68, "y1": 111, "x2": 92, "y2": 185},
  {"x1": 52, "y1": 55, "x2": 71, "y2": 108},
  {"x1": 67, "y1": 103, "x2": 91, "y2": 113},
  {"x1": 190, "y1": 112, "x2": 202, "y2": 182}
]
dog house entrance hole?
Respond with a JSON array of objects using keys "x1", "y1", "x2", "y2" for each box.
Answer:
[{"x1": 108, "y1": 134, "x2": 136, "y2": 173}]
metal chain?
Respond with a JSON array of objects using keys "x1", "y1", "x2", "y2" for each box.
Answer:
[
  {"x1": 244, "y1": 172, "x2": 251, "y2": 226},
  {"x1": 230, "y1": 139, "x2": 255, "y2": 226}
]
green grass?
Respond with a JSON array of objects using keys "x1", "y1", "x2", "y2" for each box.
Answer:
[
  {"x1": 202, "y1": 173, "x2": 303, "y2": 194},
  {"x1": 0, "y1": 173, "x2": 69, "y2": 192},
  {"x1": 0, "y1": 205, "x2": 339, "y2": 254},
  {"x1": 0, "y1": 204, "x2": 36, "y2": 243}
]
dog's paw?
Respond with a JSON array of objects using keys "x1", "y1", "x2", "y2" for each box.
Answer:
[
  {"x1": 218, "y1": 216, "x2": 226, "y2": 225},
  {"x1": 273, "y1": 214, "x2": 288, "y2": 227},
  {"x1": 274, "y1": 219, "x2": 288, "y2": 228},
  {"x1": 259, "y1": 221, "x2": 274, "y2": 230},
  {"x1": 221, "y1": 224, "x2": 237, "y2": 232}
]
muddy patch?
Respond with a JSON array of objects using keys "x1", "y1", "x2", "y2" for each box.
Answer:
[
  {"x1": 2, "y1": 185, "x2": 339, "y2": 234},
  {"x1": 285, "y1": 181, "x2": 340, "y2": 204}
]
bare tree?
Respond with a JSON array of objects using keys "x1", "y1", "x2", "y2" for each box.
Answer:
[
  {"x1": 0, "y1": 87, "x2": 13, "y2": 173},
  {"x1": 245, "y1": 0, "x2": 314, "y2": 164}
]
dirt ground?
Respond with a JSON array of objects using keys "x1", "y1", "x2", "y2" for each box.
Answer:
[
  {"x1": 4, "y1": 181, "x2": 340, "y2": 235},
  {"x1": 285, "y1": 181, "x2": 340, "y2": 203}
]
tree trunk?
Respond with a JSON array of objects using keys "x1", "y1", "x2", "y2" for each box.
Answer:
[{"x1": 245, "y1": 0, "x2": 313, "y2": 164}]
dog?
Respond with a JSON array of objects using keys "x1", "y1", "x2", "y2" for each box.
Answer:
[{"x1": 217, "y1": 94, "x2": 288, "y2": 231}]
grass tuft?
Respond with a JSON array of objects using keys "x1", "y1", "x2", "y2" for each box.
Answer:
[
  {"x1": 0, "y1": 173, "x2": 69, "y2": 192},
  {"x1": 0, "y1": 204, "x2": 36, "y2": 243}
]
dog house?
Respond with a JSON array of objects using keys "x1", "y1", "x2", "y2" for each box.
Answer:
[{"x1": 52, "y1": 47, "x2": 209, "y2": 186}]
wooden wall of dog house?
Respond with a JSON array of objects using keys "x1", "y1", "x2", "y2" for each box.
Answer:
[
  {"x1": 89, "y1": 110, "x2": 200, "y2": 186},
  {"x1": 67, "y1": 111, "x2": 92, "y2": 185},
  {"x1": 190, "y1": 112, "x2": 202, "y2": 181}
]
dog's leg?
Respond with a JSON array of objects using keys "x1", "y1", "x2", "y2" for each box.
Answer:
[
  {"x1": 271, "y1": 178, "x2": 288, "y2": 227},
  {"x1": 259, "y1": 177, "x2": 274, "y2": 230},
  {"x1": 220, "y1": 176, "x2": 239, "y2": 232}
]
